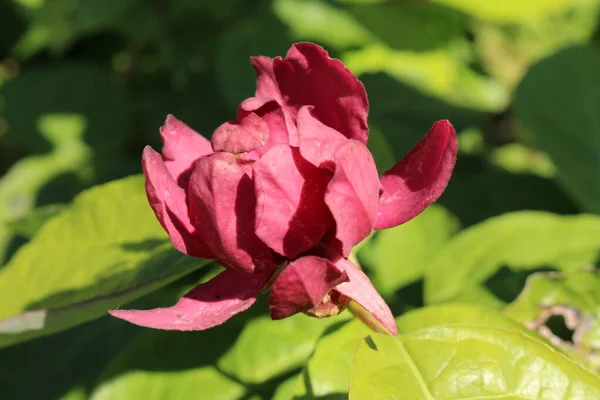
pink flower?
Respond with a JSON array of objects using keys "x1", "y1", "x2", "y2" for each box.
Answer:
[{"x1": 110, "y1": 43, "x2": 457, "y2": 335}]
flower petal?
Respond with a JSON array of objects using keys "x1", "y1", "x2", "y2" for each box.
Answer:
[
  {"x1": 269, "y1": 256, "x2": 348, "y2": 320},
  {"x1": 160, "y1": 115, "x2": 213, "y2": 187},
  {"x1": 110, "y1": 268, "x2": 271, "y2": 330},
  {"x1": 332, "y1": 257, "x2": 397, "y2": 335},
  {"x1": 254, "y1": 145, "x2": 332, "y2": 258},
  {"x1": 274, "y1": 42, "x2": 369, "y2": 143},
  {"x1": 297, "y1": 106, "x2": 347, "y2": 169},
  {"x1": 188, "y1": 152, "x2": 279, "y2": 273},
  {"x1": 324, "y1": 140, "x2": 380, "y2": 257},
  {"x1": 375, "y1": 120, "x2": 458, "y2": 230},
  {"x1": 142, "y1": 146, "x2": 213, "y2": 258},
  {"x1": 211, "y1": 112, "x2": 269, "y2": 154},
  {"x1": 251, "y1": 56, "x2": 281, "y2": 101},
  {"x1": 239, "y1": 99, "x2": 294, "y2": 157}
]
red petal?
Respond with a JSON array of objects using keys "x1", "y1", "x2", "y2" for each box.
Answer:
[
  {"x1": 188, "y1": 152, "x2": 279, "y2": 273},
  {"x1": 297, "y1": 106, "x2": 347, "y2": 169},
  {"x1": 254, "y1": 145, "x2": 332, "y2": 258},
  {"x1": 142, "y1": 146, "x2": 213, "y2": 258},
  {"x1": 375, "y1": 120, "x2": 458, "y2": 230},
  {"x1": 211, "y1": 112, "x2": 269, "y2": 154},
  {"x1": 251, "y1": 56, "x2": 281, "y2": 101},
  {"x1": 324, "y1": 140, "x2": 380, "y2": 257},
  {"x1": 274, "y1": 43, "x2": 369, "y2": 143},
  {"x1": 160, "y1": 115, "x2": 213, "y2": 187},
  {"x1": 269, "y1": 256, "x2": 348, "y2": 320},
  {"x1": 110, "y1": 268, "x2": 271, "y2": 330},
  {"x1": 332, "y1": 257, "x2": 397, "y2": 335},
  {"x1": 239, "y1": 99, "x2": 295, "y2": 157}
]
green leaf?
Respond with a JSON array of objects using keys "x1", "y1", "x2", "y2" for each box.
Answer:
[
  {"x1": 273, "y1": 0, "x2": 374, "y2": 51},
  {"x1": 358, "y1": 205, "x2": 460, "y2": 297},
  {"x1": 273, "y1": 374, "x2": 300, "y2": 400},
  {"x1": 90, "y1": 367, "x2": 245, "y2": 400},
  {"x1": 505, "y1": 269, "x2": 600, "y2": 371},
  {"x1": 345, "y1": 2, "x2": 464, "y2": 52},
  {"x1": 515, "y1": 45, "x2": 600, "y2": 213},
  {"x1": 474, "y1": 4, "x2": 599, "y2": 88},
  {"x1": 0, "y1": 175, "x2": 207, "y2": 348},
  {"x1": 218, "y1": 313, "x2": 350, "y2": 384},
  {"x1": 424, "y1": 212, "x2": 600, "y2": 306},
  {"x1": 294, "y1": 319, "x2": 371, "y2": 399},
  {"x1": 350, "y1": 326, "x2": 600, "y2": 399},
  {"x1": 6, "y1": 204, "x2": 66, "y2": 239},
  {"x1": 0, "y1": 113, "x2": 91, "y2": 264},
  {"x1": 396, "y1": 303, "x2": 535, "y2": 335},
  {"x1": 438, "y1": 159, "x2": 578, "y2": 227},
  {"x1": 431, "y1": 0, "x2": 580, "y2": 23}
]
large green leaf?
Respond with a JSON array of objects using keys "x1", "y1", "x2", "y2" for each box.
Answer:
[
  {"x1": 90, "y1": 367, "x2": 245, "y2": 400},
  {"x1": 218, "y1": 313, "x2": 349, "y2": 384},
  {"x1": 294, "y1": 319, "x2": 371, "y2": 399},
  {"x1": 0, "y1": 113, "x2": 91, "y2": 265},
  {"x1": 0, "y1": 175, "x2": 207, "y2": 348},
  {"x1": 505, "y1": 269, "x2": 600, "y2": 371},
  {"x1": 358, "y1": 205, "x2": 460, "y2": 297},
  {"x1": 350, "y1": 326, "x2": 600, "y2": 399},
  {"x1": 424, "y1": 212, "x2": 600, "y2": 306},
  {"x1": 396, "y1": 303, "x2": 534, "y2": 335},
  {"x1": 432, "y1": 0, "x2": 580, "y2": 23},
  {"x1": 515, "y1": 45, "x2": 600, "y2": 214},
  {"x1": 273, "y1": 0, "x2": 373, "y2": 51}
]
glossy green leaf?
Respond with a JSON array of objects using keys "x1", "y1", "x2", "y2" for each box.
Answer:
[
  {"x1": 474, "y1": 4, "x2": 599, "y2": 88},
  {"x1": 358, "y1": 205, "x2": 460, "y2": 297},
  {"x1": 90, "y1": 367, "x2": 245, "y2": 400},
  {"x1": 515, "y1": 45, "x2": 600, "y2": 213},
  {"x1": 6, "y1": 204, "x2": 66, "y2": 239},
  {"x1": 0, "y1": 175, "x2": 207, "y2": 348},
  {"x1": 294, "y1": 319, "x2": 371, "y2": 399},
  {"x1": 396, "y1": 303, "x2": 534, "y2": 335},
  {"x1": 273, "y1": 0, "x2": 373, "y2": 51},
  {"x1": 345, "y1": 2, "x2": 464, "y2": 52},
  {"x1": 424, "y1": 212, "x2": 600, "y2": 306},
  {"x1": 432, "y1": 0, "x2": 580, "y2": 23},
  {"x1": 350, "y1": 326, "x2": 600, "y2": 399},
  {"x1": 344, "y1": 45, "x2": 509, "y2": 112},
  {"x1": 218, "y1": 313, "x2": 350, "y2": 384},
  {"x1": 0, "y1": 112, "x2": 91, "y2": 264},
  {"x1": 273, "y1": 374, "x2": 300, "y2": 400},
  {"x1": 505, "y1": 269, "x2": 600, "y2": 371}
]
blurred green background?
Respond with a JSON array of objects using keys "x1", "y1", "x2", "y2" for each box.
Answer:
[{"x1": 1, "y1": 0, "x2": 600, "y2": 399}]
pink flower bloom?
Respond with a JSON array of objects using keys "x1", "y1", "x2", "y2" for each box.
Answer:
[{"x1": 110, "y1": 42, "x2": 458, "y2": 335}]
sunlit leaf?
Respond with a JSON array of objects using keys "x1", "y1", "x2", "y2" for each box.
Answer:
[
  {"x1": 294, "y1": 319, "x2": 370, "y2": 399},
  {"x1": 505, "y1": 269, "x2": 600, "y2": 371},
  {"x1": 350, "y1": 326, "x2": 600, "y2": 399},
  {"x1": 218, "y1": 313, "x2": 350, "y2": 384},
  {"x1": 90, "y1": 367, "x2": 245, "y2": 400},
  {"x1": 424, "y1": 212, "x2": 600, "y2": 306},
  {"x1": 432, "y1": 0, "x2": 583, "y2": 23},
  {"x1": 0, "y1": 175, "x2": 207, "y2": 348},
  {"x1": 359, "y1": 205, "x2": 460, "y2": 297}
]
